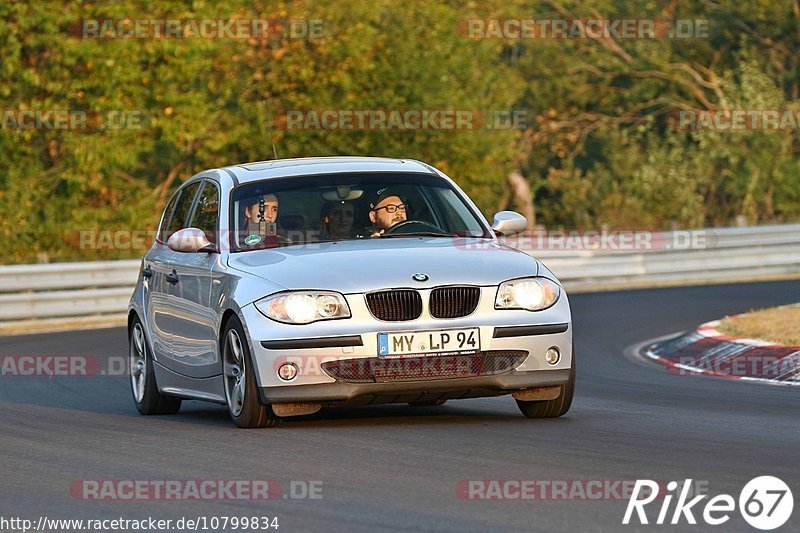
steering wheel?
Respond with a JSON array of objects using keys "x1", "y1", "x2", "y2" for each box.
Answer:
[{"x1": 384, "y1": 220, "x2": 446, "y2": 235}]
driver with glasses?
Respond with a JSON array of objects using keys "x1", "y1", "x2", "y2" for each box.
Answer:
[{"x1": 368, "y1": 187, "x2": 408, "y2": 237}]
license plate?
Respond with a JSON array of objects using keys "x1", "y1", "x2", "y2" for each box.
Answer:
[{"x1": 378, "y1": 328, "x2": 480, "y2": 357}]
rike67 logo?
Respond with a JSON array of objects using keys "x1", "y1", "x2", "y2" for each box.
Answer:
[{"x1": 623, "y1": 476, "x2": 793, "y2": 530}]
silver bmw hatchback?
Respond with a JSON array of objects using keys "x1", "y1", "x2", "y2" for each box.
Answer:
[{"x1": 128, "y1": 157, "x2": 574, "y2": 427}]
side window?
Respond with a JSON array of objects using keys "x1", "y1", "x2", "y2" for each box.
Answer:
[
  {"x1": 165, "y1": 182, "x2": 201, "y2": 241},
  {"x1": 189, "y1": 181, "x2": 220, "y2": 246},
  {"x1": 158, "y1": 192, "x2": 180, "y2": 242}
]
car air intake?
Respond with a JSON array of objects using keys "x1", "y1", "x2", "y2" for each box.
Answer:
[
  {"x1": 429, "y1": 286, "x2": 481, "y2": 318},
  {"x1": 366, "y1": 290, "x2": 422, "y2": 321}
]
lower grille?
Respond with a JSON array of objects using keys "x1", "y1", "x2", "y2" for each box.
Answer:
[
  {"x1": 321, "y1": 350, "x2": 528, "y2": 383},
  {"x1": 366, "y1": 289, "x2": 422, "y2": 321},
  {"x1": 430, "y1": 286, "x2": 480, "y2": 318}
]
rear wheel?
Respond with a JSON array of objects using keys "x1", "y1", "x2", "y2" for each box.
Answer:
[
  {"x1": 129, "y1": 316, "x2": 181, "y2": 415},
  {"x1": 516, "y1": 345, "x2": 575, "y2": 418},
  {"x1": 222, "y1": 317, "x2": 281, "y2": 428}
]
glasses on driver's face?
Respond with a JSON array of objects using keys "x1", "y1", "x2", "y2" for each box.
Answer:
[{"x1": 373, "y1": 203, "x2": 407, "y2": 214}]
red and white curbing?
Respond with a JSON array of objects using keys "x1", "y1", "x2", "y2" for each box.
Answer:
[{"x1": 643, "y1": 317, "x2": 800, "y2": 386}]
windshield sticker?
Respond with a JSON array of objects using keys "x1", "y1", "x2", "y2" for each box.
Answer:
[{"x1": 244, "y1": 234, "x2": 262, "y2": 246}]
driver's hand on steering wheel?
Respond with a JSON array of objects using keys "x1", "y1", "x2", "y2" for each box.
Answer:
[{"x1": 371, "y1": 229, "x2": 385, "y2": 237}]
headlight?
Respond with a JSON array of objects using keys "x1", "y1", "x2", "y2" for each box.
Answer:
[
  {"x1": 255, "y1": 291, "x2": 351, "y2": 324},
  {"x1": 495, "y1": 277, "x2": 560, "y2": 311}
]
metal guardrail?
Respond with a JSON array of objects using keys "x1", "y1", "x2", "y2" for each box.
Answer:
[
  {"x1": 0, "y1": 225, "x2": 798, "y2": 323},
  {"x1": 0, "y1": 260, "x2": 141, "y2": 293},
  {"x1": 535, "y1": 225, "x2": 800, "y2": 290}
]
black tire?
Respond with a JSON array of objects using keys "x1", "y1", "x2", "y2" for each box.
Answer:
[
  {"x1": 129, "y1": 316, "x2": 182, "y2": 415},
  {"x1": 516, "y1": 344, "x2": 575, "y2": 418},
  {"x1": 222, "y1": 316, "x2": 281, "y2": 428}
]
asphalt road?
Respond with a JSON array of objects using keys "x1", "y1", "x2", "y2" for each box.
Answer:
[{"x1": 1, "y1": 280, "x2": 799, "y2": 532}]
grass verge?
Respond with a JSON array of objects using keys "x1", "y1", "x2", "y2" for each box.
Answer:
[{"x1": 717, "y1": 305, "x2": 800, "y2": 346}]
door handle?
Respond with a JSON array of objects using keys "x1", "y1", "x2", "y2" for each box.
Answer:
[
  {"x1": 142, "y1": 265, "x2": 154, "y2": 279},
  {"x1": 166, "y1": 269, "x2": 180, "y2": 284}
]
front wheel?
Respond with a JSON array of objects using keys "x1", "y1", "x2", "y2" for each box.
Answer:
[
  {"x1": 129, "y1": 316, "x2": 181, "y2": 415},
  {"x1": 222, "y1": 317, "x2": 281, "y2": 428},
  {"x1": 516, "y1": 344, "x2": 575, "y2": 418}
]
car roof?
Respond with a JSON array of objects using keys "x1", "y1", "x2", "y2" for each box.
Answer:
[{"x1": 219, "y1": 156, "x2": 437, "y2": 184}]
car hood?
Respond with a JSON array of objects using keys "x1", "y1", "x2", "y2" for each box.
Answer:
[{"x1": 227, "y1": 238, "x2": 540, "y2": 293}]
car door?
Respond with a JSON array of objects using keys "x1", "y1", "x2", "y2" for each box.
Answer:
[
  {"x1": 168, "y1": 179, "x2": 221, "y2": 379},
  {"x1": 149, "y1": 181, "x2": 203, "y2": 370},
  {"x1": 143, "y1": 189, "x2": 181, "y2": 368}
]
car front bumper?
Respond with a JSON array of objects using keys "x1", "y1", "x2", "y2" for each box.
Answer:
[
  {"x1": 240, "y1": 288, "x2": 573, "y2": 405},
  {"x1": 257, "y1": 368, "x2": 572, "y2": 405}
]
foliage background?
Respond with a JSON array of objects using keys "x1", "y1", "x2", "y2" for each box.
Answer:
[{"x1": 1, "y1": 0, "x2": 799, "y2": 263}]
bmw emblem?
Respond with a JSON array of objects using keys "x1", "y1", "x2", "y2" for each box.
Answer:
[{"x1": 412, "y1": 273, "x2": 429, "y2": 282}]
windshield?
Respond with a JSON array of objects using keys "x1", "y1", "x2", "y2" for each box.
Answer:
[{"x1": 229, "y1": 172, "x2": 489, "y2": 251}]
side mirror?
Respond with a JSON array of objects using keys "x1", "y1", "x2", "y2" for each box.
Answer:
[
  {"x1": 491, "y1": 211, "x2": 528, "y2": 237},
  {"x1": 167, "y1": 228, "x2": 215, "y2": 253}
]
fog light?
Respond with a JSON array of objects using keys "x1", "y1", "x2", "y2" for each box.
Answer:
[
  {"x1": 545, "y1": 347, "x2": 561, "y2": 365},
  {"x1": 277, "y1": 363, "x2": 298, "y2": 381}
]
